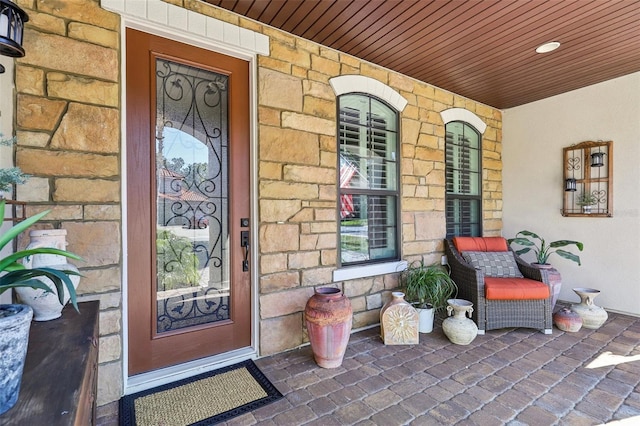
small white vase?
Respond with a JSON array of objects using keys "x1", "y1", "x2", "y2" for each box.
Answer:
[{"x1": 14, "y1": 229, "x2": 80, "y2": 321}]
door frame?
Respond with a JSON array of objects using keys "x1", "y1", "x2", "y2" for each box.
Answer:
[{"x1": 119, "y1": 19, "x2": 260, "y2": 395}]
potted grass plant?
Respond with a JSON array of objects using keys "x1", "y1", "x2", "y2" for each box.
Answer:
[
  {"x1": 0, "y1": 199, "x2": 80, "y2": 414},
  {"x1": 401, "y1": 261, "x2": 457, "y2": 333}
]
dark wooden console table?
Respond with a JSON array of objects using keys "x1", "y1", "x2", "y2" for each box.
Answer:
[{"x1": 0, "y1": 300, "x2": 100, "y2": 425}]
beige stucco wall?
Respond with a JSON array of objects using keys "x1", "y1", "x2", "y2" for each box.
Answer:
[
  {"x1": 12, "y1": 0, "x2": 502, "y2": 405},
  {"x1": 503, "y1": 72, "x2": 640, "y2": 316}
]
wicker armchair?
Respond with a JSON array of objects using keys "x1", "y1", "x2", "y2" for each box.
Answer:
[{"x1": 444, "y1": 237, "x2": 553, "y2": 335}]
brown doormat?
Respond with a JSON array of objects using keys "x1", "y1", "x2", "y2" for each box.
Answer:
[{"x1": 119, "y1": 359, "x2": 282, "y2": 425}]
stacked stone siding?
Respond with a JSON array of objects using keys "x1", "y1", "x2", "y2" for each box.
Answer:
[
  {"x1": 14, "y1": 0, "x2": 122, "y2": 406},
  {"x1": 239, "y1": 14, "x2": 502, "y2": 355},
  {"x1": 12, "y1": 0, "x2": 502, "y2": 406}
]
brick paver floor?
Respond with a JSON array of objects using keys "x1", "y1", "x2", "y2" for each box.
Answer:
[{"x1": 99, "y1": 306, "x2": 640, "y2": 425}]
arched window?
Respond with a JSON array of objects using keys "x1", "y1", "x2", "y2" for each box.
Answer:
[
  {"x1": 338, "y1": 94, "x2": 400, "y2": 265},
  {"x1": 445, "y1": 121, "x2": 482, "y2": 237}
]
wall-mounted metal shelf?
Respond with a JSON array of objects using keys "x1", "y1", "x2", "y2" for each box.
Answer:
[{"x1": 562, "y1": 140, "x2": 612, "y2": 217}]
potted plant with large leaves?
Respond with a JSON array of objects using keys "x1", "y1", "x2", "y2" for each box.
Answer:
[
  {"x1": 401, "y1": 261, "x2": 457, "y2": 333},
  {"x1": 508, "y1": 230, "x2": 584, "y2": 310},
  {"x1": 507, "y1": 230, "x2": 583, "y2": 266},
  {"x1": 0, "y1": 200, "x2": 80, "y2": 414}
]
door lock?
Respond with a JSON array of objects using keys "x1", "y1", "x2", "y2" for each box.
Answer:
[{"x1": 240, "y1": 230, "x2": 249, "y2": 271}]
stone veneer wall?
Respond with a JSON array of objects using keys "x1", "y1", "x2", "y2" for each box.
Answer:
[
  {"x1": 14, "y1": 0, "x2": 122, "y2": 405},
  {"x1": 180, "y1": 1, "x2": 503, "y2": 356},
  {"x1": 12, "y1": 0, "x2": 502, "y2": 406}
]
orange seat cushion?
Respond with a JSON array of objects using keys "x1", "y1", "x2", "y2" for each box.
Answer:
[
  {"x1": 453, "y1": 237, "x2": 509, "y2": 252},
  {"x1": 485, "y1": 277, "x2": 550, "y2": 300}
]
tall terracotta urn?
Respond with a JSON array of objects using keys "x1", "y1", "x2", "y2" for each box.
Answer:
[{"x1": 305, "y1": 287, "x2": 352, "y2": 368}]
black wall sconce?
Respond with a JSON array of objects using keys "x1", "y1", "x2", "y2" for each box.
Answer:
[
  {"x1": 0, "y1": 0, "x2": 28, "y2": 73},
  {"x1": 590, "y1": 151, "x2": 605, "y2": 167},
  {"x1": 564, "y1": 178, "x2": 577, "y2": 192}
]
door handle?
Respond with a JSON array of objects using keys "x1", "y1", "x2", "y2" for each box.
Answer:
[{"x1": 240, "y1": 230, "x2": 249, "y2": 272}]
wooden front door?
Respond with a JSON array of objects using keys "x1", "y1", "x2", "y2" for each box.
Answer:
[{"x1": 126, "y1": 29, "x2": 251, "y2": 375}]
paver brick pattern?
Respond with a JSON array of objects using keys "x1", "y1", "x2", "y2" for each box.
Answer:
[
  {"x1": 243, "y1": 307, "x2": 640, "y2": 425},
  {"x1": 97, "y1": 307, "x2": 640, "y2": 425}
]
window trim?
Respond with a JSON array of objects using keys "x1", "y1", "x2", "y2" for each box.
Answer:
[
  {"x1": 330, "y1": 76, "x2": 407, "y2": 280},
  {"x1": 333, "y1": 260, "x2": 408, "y2": 282}
]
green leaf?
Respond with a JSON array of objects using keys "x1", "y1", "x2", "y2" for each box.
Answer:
[
  {"x1": 552, "y1": 249, "x2": 582, "y2": 266},
  {"x1": 549, "y1": 240, "x2": 584, "y2": 251},
  {"x1": 0, "y1": 277, "x2": 53, "y2": 294},
  {"x1": 0, "y1": 268, "x2": 79, "y2": 310},
  {"x1": 0, "y1": 202, "x2": 51, "y2": 252},
  {"x1": 508, "y1": 238, "x2": 535, "y2": 247},
  {"x1": 0, "y1": 247, "x2": 82, "y2": 272},
  {"x1": 516, "y1": 230, "x2": 542, "y2": 241},
  {"x1": 514, "y1": 247, "x2": 532, "y2": 256}
]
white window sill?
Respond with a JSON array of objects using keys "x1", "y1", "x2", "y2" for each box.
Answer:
[{"x1": 333, "y1": 260, "x2": 408, "y2": 282}]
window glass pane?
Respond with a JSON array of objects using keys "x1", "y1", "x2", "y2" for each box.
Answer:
[
  {"x1": 446, "y1": 198, "x2": 482, "y2": 238},
  {"x1": 340, "y1": 195, "x2": 397, "y2": 263},
  {"x1": 370, "y1": 98, "x2": 397, "y2": 132},
  {"x1": 155, "y1": 58, "x2": 230, "y2": 333}
]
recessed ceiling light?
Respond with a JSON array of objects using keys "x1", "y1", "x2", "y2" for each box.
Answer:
[{"x1": 536, "y1": 41, "x2": 561, "y2": 54}]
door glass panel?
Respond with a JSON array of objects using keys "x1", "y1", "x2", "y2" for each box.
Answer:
[{"x1": 155, "y1": 58, "x2": 229, "y2": 333}]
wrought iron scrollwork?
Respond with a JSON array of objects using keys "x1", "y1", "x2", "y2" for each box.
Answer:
[
  {"x1": 157, "y1": 288, "x2": 230, "y2": 332},
  {"x1": 154, "y1": 58, "x2": 230, "y2": 333}
]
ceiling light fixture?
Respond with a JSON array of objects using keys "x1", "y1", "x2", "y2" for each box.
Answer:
[{"x1": 536, "y1": 41, "x2": 560, "y2": 54}]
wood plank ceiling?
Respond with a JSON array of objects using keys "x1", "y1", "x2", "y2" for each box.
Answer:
[{"x1": 205, "y1": 0, "x2": 640, "y2": 109}]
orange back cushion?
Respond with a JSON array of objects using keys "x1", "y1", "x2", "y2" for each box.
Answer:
[{"x1": 452, "y1": 237, "x2": 509, "y2": 252}]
